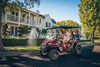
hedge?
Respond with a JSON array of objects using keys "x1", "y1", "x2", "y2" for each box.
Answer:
[
  {"x1": 79, "y1": 40, "x2": 91, "y2": 42},
  {"x1": 35, "y1": 38, "x2": 45, "y2": 46},
  {"x1": 2, "y1": 38, "x2": 45, "y2": 46},
  {"x1": 2, "y1": 38, "x2": 28, "y2": 46},
  {"x1": 2, "y1": 38, "x2": 91, "y2": 46}
]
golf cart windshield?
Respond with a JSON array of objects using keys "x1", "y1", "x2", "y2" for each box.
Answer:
[
  {"x1": 47, "y1": 26, "x2": 81, "y2": 29},
  {"x1": 47, "y1": 26, "x2": 81, "y2": 40}
]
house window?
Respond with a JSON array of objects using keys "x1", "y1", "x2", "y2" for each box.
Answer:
[
  {"x1": 15, "y1": 27, "x2": 18, "y2": 36},
  {"x1": 46, "y1": 22, "x2": 48, "y2": 27},
  {"x1": 27, "y1": 16, "x2": 29, "y2": 24},
  {"x1": 11, "y1": 26, "x2": 14, "y2": 36},
  {"x1": 16, "y1": 12, "x2": 19, "y2": 16},
  {"x1": 22, "y1": 14, "x2": 25, "y2": 18},
  {"x1": 11, "y1": 11, "x2": 15, "y2": 15},
  {"x1": 49, "y1": 23, "x2": 51, "y2": 27},
  {"x1": 39, "y1": 19, "x2": 41, "y2": 24},
  {"x1": 46, "y1": 22, "x2": 51, "y2": 27}
]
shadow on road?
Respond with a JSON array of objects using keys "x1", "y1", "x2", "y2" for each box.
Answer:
[
  {"x1": 0, "y1": 53, "x2": 100, "y2": 67},
  {"x1": 0, "y1": 45, "x2": 100, "y2": 67}
]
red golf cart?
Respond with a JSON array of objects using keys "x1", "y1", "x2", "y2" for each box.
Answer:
[{"x1": 40, "y1": 26, "x2": 81, "y2": 61}]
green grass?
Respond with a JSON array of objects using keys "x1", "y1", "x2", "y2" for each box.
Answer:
[
  {"x1": 5, "y1": 46, "x2": 40, "y2": 52},
  {"x1": 79, "y1": 40, "x2": 91, "y2": 42}
]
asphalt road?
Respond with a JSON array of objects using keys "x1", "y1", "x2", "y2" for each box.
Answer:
[{"x1": 0, "y1": 45, "x2": 100, "y2": 67}]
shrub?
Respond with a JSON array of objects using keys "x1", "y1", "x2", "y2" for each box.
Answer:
[
  {"x1": 79, "y1": 40, "x2": 91, "y2": 42},
  {"x1": 2, "y1": 38, "x2": 45, "y2": 46},
  {"x1": 35, "y1": 38, "x2": 45, "y2": 46},
  {"x1": 2, "y1": 38, "x2": 28, "y2": 46}
]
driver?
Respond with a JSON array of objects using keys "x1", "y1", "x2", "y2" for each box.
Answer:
[{"x1": 58, "y1": 30, "x2": 63, "y2": 47}]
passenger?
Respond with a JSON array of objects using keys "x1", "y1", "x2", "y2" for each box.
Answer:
[
  {"x1": 73, "y1": 31, "x2": 80, "y2": 48},
  {"x1": 74, "y1": 31, "x2": 80, "y2": 43},
  {"x1": 69, "y1": 31, "x2": 74, "y2": 46},
  {"x1": 58, "y1": 30, "x2": 63, "y2": 47},
  {"x1": 62, "y1": 29, "x2": 71, "y2": 50}
]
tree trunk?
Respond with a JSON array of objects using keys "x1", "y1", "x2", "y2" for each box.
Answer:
[
  {"x1": 99, "y1": 29, "x2": 100, "y2": 40},
  {"x1": 0, "y1": 10, "x2": 4, "y2": 51},
  {"x1": 92, "y1": 30, "x2": 95, "y2": 43}
]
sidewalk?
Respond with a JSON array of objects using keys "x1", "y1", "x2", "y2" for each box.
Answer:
[
  {"x1": 0, "y1": 46, "x2": 39, "y2": 57},
  {"x1": 92, "y1": 45, "x2": 100, "y2": 53},
  {"x1": 0, "y1": 52, "x2": 21, "y2": 57}
]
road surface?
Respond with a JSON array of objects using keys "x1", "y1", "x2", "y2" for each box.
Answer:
[{"x1": 0, "y1": 45, "x2": 100, "y2": 67}]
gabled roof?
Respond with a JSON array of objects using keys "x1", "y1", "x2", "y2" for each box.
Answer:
[
  {"x1": 38, "y1": 14, "x2": 45, "y2": 18},
  {"x1": 51, "y1": 19, "x2": 56, "y2": 24}
]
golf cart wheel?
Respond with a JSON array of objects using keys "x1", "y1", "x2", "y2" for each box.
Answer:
[
  {"x1": 75, "y1": 45, "x2": 81, "y2": 55},
  {"x1": 40, "y1": 50, "x2": 47, "y2": 57},
  {"x1": 48, "y1": 49, "x2": 60, "y2": 61}
]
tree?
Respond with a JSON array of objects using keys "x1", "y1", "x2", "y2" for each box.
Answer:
[
  {"x1": 0, "y1": 0, "x2": 40, "y2": 51},
  {"x1": 56, "y1": 20, "x2": 79, "y2": 26},
  {"x1": 18, "y1": 26, "x2": 31, "y2": 37},
  {"x1": 2, "y1": 23, "x2": 10, "y2": 37},
  {"x1": 79, "y1": 0, "x2": 100, "y2": 43},
  {"x1": 42, "y1": 29, "x2": 47, "y2": 35},
  {"x1": 55, "y1": 20, "x2": 80, "y2": 32}
]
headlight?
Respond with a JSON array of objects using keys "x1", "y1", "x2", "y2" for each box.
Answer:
[
  {"x1": 41, "y1": 45, "x2": 45, "y2": 49},
  {"x1": 48, "y1": 43, "x2": 52, "y2": 45},
  {"x1": 41, "y1": 43, "x2": 45, "y2": 45}
]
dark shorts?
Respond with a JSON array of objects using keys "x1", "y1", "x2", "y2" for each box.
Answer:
[{"x1": 66, "y1": 41, "x2": 72, "y2": 45}]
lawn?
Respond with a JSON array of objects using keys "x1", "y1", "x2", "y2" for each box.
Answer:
[
  {"x1": 79, "y1": 40, "x2": 91, "y2": 42},
  {"x1": 5, "y1": 46, "x2": 40, "y2": 52},
  {"x1": 4, "y1": 39, "x2": 100, "y2": 52}
]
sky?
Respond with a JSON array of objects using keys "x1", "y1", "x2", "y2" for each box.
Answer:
[{"x1": 31, "y1": 0, "x2": 80, "y2": 24}]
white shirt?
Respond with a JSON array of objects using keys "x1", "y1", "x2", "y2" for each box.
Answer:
[{"x1": 64, "y1": 32, "x2": 71, "y2": 41}]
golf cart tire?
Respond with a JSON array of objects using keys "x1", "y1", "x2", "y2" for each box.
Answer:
[
  {"x1": 48, "y1": 49, "x2": 60, "y2": 61},
  {"x1": 40, "y1": 50, "x2": 48, "y2": 57},
  {"x1": 75, "y1": 45, "x2": 81, "y2": 56}
]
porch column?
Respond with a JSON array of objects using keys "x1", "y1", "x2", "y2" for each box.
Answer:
[
  {"x1": 28, "y1": 12, "x2": 31, "y2": 26},
  {"x1": 18, "y1": 9, "x2": 21, "y2": 25},
  {"x1": 5, "y1": 11, "x2": 7, "y2": 23}
]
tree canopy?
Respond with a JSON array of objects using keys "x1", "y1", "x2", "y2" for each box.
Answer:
[
  {"x1": 56, "y1": 20, "x2": 79, "y2": 26},
  {"x1": 79, "y1": 0, "x2": 100, "y2": 42},
  {"x1": 55, "y1": 20, "x2": 80, "y2": 32}
]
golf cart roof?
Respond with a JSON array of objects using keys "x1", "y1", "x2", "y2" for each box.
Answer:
[{"x1": 48, "y1": 26, "x2": 81, "y2": 29}]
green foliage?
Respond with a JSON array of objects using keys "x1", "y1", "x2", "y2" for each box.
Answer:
[
  {"x1": 0, "y1": 0, "x2": 40, "y2": 12},
  {"x1": 55, "y1": 20, "x2": 80, "y2": 32},
  {"x1": 35, "y1": 38, "x2": 45, "y2": 46},
  {"x1": 79, "y1": 0, "x2": 100, "y2": 41},
  {"x1": 42, "y1": 29, "x2": 47, "y2": 34},
  {"x1": 6, "y1": 47, "x2": 40, "y2": 52},
  {"x1": 2, "y1": 38, "x2": 28, "y2": 46},
  {"x1": 2, "y1": 24, "x2": 10, "y2": 37},
  {"x1": 56, "y1": 20, "x2": 79, "y2": 26},
  {"x1": 2, "y1": 38, "x2": 45, "y2": 46},
  {"x1": 79, "y1": 40, "x2": 91, "y2": 42},
  {"x1": 18, "y1": 26, "x2": 31, "y2": 36}
]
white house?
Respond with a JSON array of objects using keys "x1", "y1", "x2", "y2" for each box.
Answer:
[{"x1": 2, "y1": 8, "x2": 56, "y2": 38}]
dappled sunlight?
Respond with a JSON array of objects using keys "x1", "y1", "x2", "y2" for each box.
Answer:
[
  {"x1": 92, "y1": 46, "x2": 100, "y2": 53},
  {"x1": 27, "y1": 28, "x2": 36, "y2": 46},
  {"x1": 25, "y1": 55, "x2": 50, "y2": 61},
  {"x1": 92, "y1": 62, "x2": 100, "y2": 65},
  {"x1": 80, "y1": 58, "x2": 100, "y2": 65}
]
